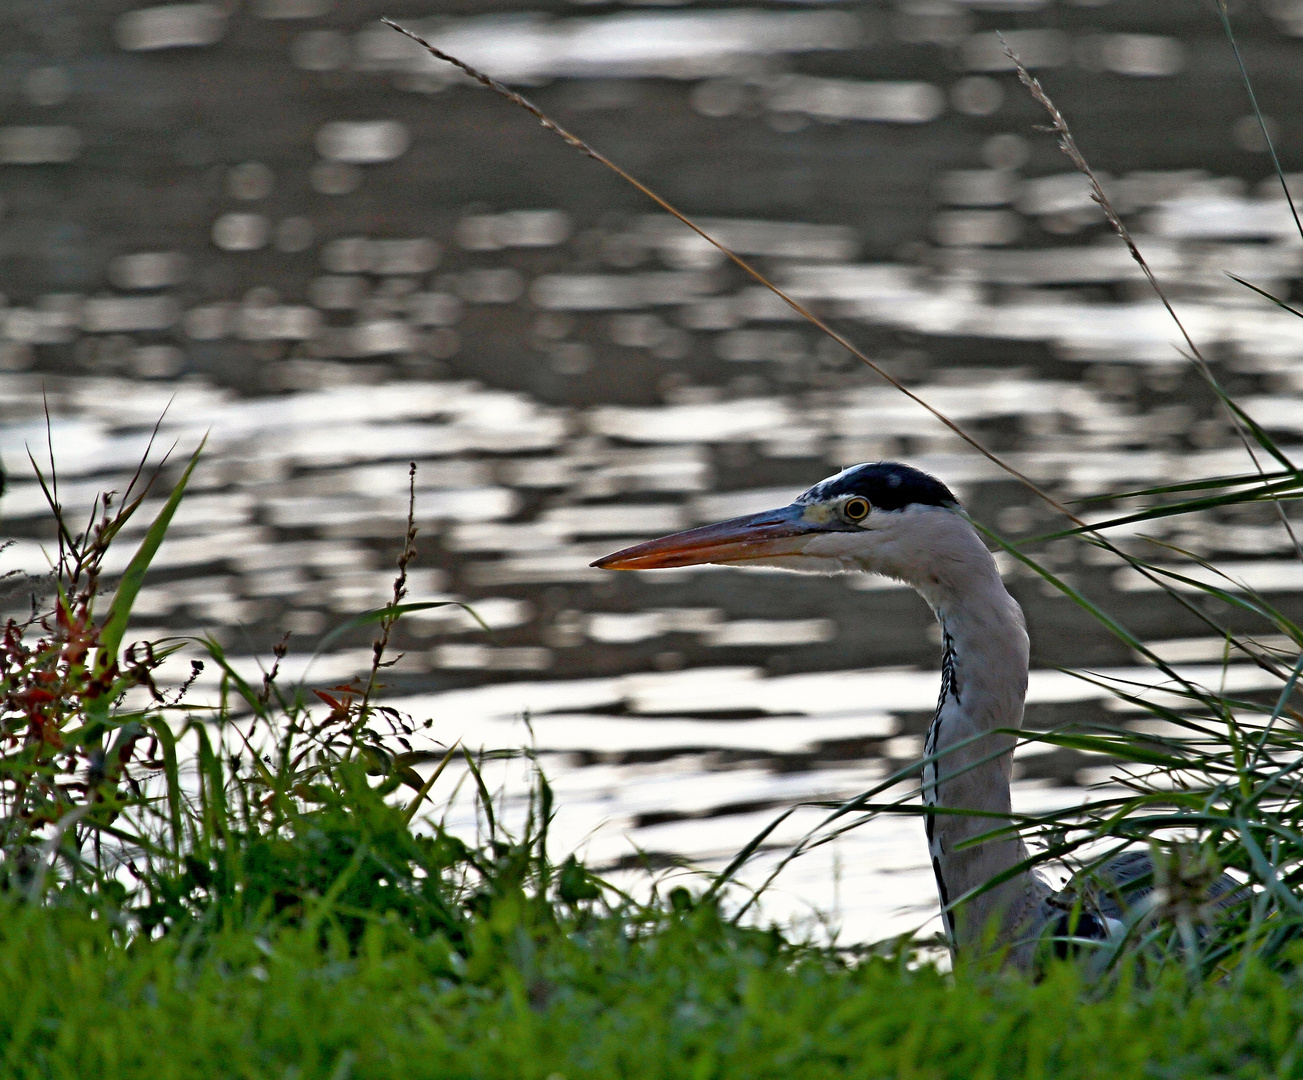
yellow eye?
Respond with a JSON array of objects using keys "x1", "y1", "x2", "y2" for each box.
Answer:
[{"x1": 843, "y1": 497, "x2": 870, "y2": 522}]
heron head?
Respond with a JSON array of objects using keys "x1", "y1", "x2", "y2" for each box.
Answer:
[{"x1": 592, "y1": 461, "x2": 975, "y2": 590}]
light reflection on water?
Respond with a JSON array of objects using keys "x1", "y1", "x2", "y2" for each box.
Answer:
[
  {"x1": 3, "y1": 247, "x2": 1303, "y2": 937},
  {"x1": 3, "y1": 284, "x2": 1303, "y2": 938}
]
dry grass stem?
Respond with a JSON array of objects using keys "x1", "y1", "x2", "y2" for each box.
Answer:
[
  {"x1": 360, "y1": 460, "x2": 419, "y2": 716},
  {"x1": 381, "y1": 17, "x2": 1085, "y2": 529},
  {"x1": 383, "y1": 19, "x2": 1298, "y2": 691},
  {"x1": 1214, "y1": 1, "x2": 1303, "y2": 244},
  {"x1": 1002, "y1": 39, "x2": 1303, "y2": 564}
]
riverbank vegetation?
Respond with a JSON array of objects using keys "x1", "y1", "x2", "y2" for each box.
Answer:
[
  {"x1": 4, "y1": 398, "x2": 1303, "y2": 1078},
  {"x1": 7, "y1": 7, "x2": 1303, "y2": 1078}
]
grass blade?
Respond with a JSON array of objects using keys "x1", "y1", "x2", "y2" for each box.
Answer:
[
  {"x1": 1225, "y1": 273, "x2": 1303, "y2": 320},
  {"x1": 313, "y1": 601, "x2": 490, "y2": 659},
  {"x1": 91, "y1": 438, "x2": 206, "y2": 719}
]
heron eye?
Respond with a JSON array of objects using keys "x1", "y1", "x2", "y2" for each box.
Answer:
[{"x1": 843, "y1": 497, "x2": 870, "y2": 522}]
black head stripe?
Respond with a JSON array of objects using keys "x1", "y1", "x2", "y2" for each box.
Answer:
[{"x1": 798, "y1": 462, "x2": 959, "y2": 512}]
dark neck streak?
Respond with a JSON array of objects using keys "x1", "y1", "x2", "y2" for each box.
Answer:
[
  {"x1": 924, "y1": 627, "x2": 960, "y2": 943},
  {"x1": 919, "y1": 590, "x2": 1042, "y2": 958}
]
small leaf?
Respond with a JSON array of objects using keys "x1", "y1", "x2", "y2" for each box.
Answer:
[
  {"x1": 402, "y1": 742, "x2": 459, "y2": 824},
  {"x1": 558, "y1": 855, "x2": 600, "y2": 904}
]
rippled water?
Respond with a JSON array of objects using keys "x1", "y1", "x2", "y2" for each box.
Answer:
[{"x1": 2, "y1": 0, "x2": 1303, "y2": 941}]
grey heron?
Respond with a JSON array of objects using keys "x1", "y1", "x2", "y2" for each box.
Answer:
[{"x1": 592, "y1": 461, "x2": 1160, "y2": 963}]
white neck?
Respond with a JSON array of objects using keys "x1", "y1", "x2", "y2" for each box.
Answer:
[
  {"x1": 834, "y1": 508, "x2": 1047, "y2": 956},
  {"x1": 782, "y1": 505, "x2": 1052, "y2": 957}
]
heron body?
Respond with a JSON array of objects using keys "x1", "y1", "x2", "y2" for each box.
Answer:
[{"x1": 592, "y1": 461, "x2": 1119, "y2": 962}]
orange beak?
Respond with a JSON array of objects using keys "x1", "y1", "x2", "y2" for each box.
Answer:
[{"x1": 591, "y1": 504, "x2": 822, "y2": 570}]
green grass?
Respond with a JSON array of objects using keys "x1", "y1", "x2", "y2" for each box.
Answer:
[{"x1": 6, "y1": 898, "x2": 1303, "y2": 1080}]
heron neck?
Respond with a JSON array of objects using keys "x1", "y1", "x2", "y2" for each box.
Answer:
[{"x1": 915, "y1": 548, "x2": 1045, "y2": 956}]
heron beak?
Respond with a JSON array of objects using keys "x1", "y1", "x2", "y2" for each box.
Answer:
[{"x1": 591, "y1": 504, "x2": 825, "y2": 570}]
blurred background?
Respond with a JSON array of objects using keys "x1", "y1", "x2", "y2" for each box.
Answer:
[{"x1": 2, "y1": 0, "x2": 1303, "y2": 939}]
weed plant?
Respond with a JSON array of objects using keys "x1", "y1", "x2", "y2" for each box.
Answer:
[{"x1": 0, "y1": 447, "x2": 607, "y2": 955}]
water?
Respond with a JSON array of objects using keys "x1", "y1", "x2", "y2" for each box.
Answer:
[{"x1": 2, "y1": 0, "x2": 1303, "y2": 941}]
